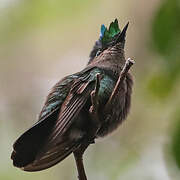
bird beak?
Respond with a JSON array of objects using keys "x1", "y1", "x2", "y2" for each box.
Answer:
[{"x1": 115, "y1": 22, "x2": 129, "y2": 45}]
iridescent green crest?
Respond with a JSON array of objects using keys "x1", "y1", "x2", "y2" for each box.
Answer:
[{"x1": 100, "y1": 19, "x2": 121, "y2": 45}]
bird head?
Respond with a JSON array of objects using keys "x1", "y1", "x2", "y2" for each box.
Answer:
[{"x1": 88, "y1": 19, "x2": 129, "y2": 64}]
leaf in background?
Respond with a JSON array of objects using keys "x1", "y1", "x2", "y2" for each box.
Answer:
[
  {"x1": 171, "y1": 111, "x2": 180, "y2": 169},
  {"x1": 0, "y1": 0, "x2": 96, "y2": 44},
  {"x1": 152, "y1": 0, "x2": 180, "y2": 58},
  {"x1": 147, "y1": 72, "x2": 175, "y2": 99},
  {"x1": 147, "y1": 54, "x2": 180, "y2": 99},
  {"x1": 148, "y1": 0, "x2": 180, "y2": 99}
]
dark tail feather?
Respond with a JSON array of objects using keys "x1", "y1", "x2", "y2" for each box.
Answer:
[
  {"x1": 22, "y1": 141, "x2": 80, "y2": 172},
  {"x1": 11, "y1": 109, "x2": 81, "y2": 171},
  {"x1": 11, "y1": 109, "x2": 59, "y2": 168}
]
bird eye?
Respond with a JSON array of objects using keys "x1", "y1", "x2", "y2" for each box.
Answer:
[{"x1": 96, "y1": 50, "x2": 102, "y2": 57}]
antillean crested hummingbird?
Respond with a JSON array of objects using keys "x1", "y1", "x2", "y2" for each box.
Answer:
[{"x1": 11, "y1": 19, "x2": 134, "y2": 180}]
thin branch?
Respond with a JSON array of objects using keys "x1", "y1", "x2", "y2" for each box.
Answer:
[
  {"x1": 73, "y1": 144, "x2": 89, "y2": 180},
  {"x1": 105, "y1": 58, "x2": 134, "y2": 109}
]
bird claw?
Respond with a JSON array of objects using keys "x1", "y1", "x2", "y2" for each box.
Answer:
[{"x1": 89, "y1": 73, "x2": 102, "y2": 114}]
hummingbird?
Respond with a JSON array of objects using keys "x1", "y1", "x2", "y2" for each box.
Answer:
[{"x1": 11, "y1": 19, "x2": 134, "y2": 180}]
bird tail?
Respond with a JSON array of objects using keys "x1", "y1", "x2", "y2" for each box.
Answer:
[{"x1": 11, "y1": 110, "x2": 80, "y2": 171}]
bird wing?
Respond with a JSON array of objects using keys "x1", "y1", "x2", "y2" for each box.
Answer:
[
  {"x1": 11, "y1": 67, "x2": 101, "y2": 171},
  {"x1": 11, "y1": 76, "x2": 75, "y2": 169},
  {"x1": 45, "y1": 71, "x2": 96, "y2": 146}
]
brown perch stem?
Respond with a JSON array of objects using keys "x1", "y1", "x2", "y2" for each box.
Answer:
[
  {"x1": 105, "y1": 58, "x2": 134, "y2": 109},
  {"x1": 73, "y1": 144, "x2": 89, "y2": 180}
]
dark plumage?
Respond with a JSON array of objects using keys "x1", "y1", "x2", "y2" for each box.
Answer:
[{"x1": 11, "y1": 19, "x2": 134, "y2": 179}]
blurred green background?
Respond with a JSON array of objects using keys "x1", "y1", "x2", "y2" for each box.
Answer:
[{"x1": 0, "y1": 0, "x2": 180, "y2": 179}]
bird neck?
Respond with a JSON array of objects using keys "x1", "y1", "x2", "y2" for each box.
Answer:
[{"x1": 87, "y1": 44, "x2": 126, "y2": 75}]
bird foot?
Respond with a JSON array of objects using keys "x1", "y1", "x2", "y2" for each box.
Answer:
[
  {"x1": 89, "y1": 73, "x2": 102, "y2": 136},
  {"x1": 89, "y1": 73, "x2": 102, "y2": 115}
]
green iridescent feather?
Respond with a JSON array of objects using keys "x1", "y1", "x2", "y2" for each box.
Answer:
[{"x1": 101, "y1": 19, "x2": 121, "y2": 45}]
